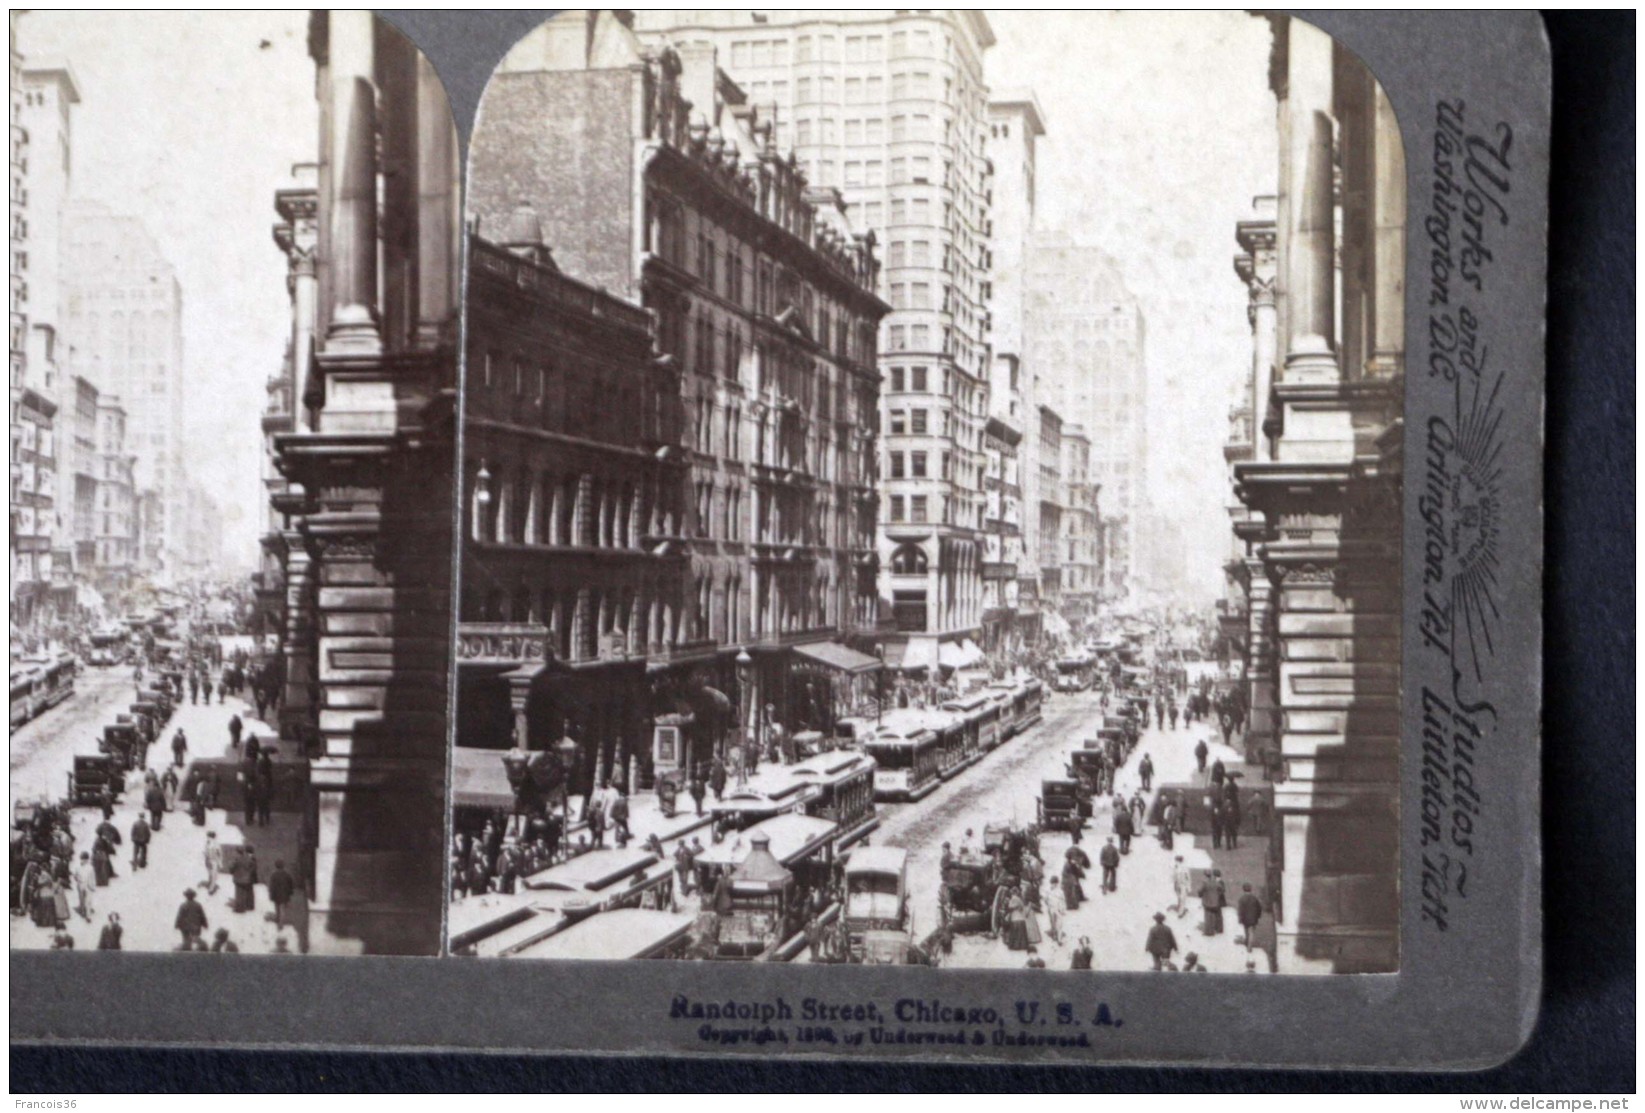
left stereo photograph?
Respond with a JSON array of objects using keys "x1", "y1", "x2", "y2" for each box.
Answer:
[{"x1": 8, "y1": 11, "x2": 460, "y2": 956}]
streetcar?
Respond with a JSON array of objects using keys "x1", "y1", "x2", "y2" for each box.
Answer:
[
  {"x1": 507, "y1": 908, "x2": 695, "y2": 961},
  {"x1": 859, "y1": 726, "x2": 943, "y2": 801},
  {"x1": 843, "y1": 846, "x2": 924, "y2": 964},
  {"x1": 8, "y1": 653, "x2": 76, "y2": 728},
  {"x1": 1053, "y1": 655, "x2": 1097, "y2": 693},
  {"x1": 695, "y1": 816, "x2": 840, "y2": 961},
  {"x1": 790, "y1": 751, "x2": 879, "y2": 849},
  {"x1": 988, "y1": 678, "x2": 1044, "y2": 737}
]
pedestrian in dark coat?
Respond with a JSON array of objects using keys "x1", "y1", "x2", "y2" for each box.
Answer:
[
  {"x1": 1237, "y1": 883, "x2": 1264, "y2": 951},
  {"x1": 176, "y1": 889, "x2": 208, "y2": 950},
  {"x1": 1060, "y1": 857, "x2": 1085, "y2": 911},
  {"x1": 1145, "y1": 912, "x2": 1179, "y2": 971},
  {"x1": 91, "y1": 835, "x2": 115, "y2": 887},
  {"x1": 97, "y1": 912, "x2": 123, "y2": 951},
  {"x1": 268, "y1": 860, "x2": 296, "y2": 929},
  {"x1": 1211, "y1": 758, "x2": 1226, "y2": 788},
  {"x1": 228, "y1": 714, "x2": 243, "y2": 750},
  {"x1": 1194, "y1": 738, "x2": 1209, "y2": 774},
  {"x1": 609, "y1": 790, "x2": 630, "y2": 848},
  {"x1": 1139, "y1": 754, "x2": 1154, "y2": 791},
  {"x1": 1070, "y1": 937, "x2": 1094, "y2": 970},
  {"x1": 255, "y1": 753, "x2": 275, "y2": 826},
  {"x1": 244, "y1": 734, "x2": 262, "y2": 763},
  {"x1": 144, "y1": 780, "x2": 166, "y2": 831},
  {"x1": 130, "y1": 814, "x2": 151, "y2": 869},
  {"x1": 1209, "y1": 797, "x2": 1225, "y2": 850},
  {"x1": 1223, "y1": 784, "x2": 1241, "y2": 849},
  {"x1": 587, "y1": 801, "x2": 606, "y2": 849},
  {"x1": 1200, "y1": 871, "x2": 1227, "y2": 936},
  {"x1": 188, "y1": 675, "x2": 199, "y2": 704},
  {"x1": 210, "y1": 928, "x2": 239, "y2": 953},
  {"x1": 231, "y1": 848, "x2": 258, "y2": 913},
  {"x1": 688, "y1": 774, "x2": 707, "y2": 817},
  {"x1": 202, "y1": 676, "x2": 214, "y2": 704},
  {"x1": 1099, "y1": 838, "x2": 1120, "y2": 893},
  {"x1": 708, "y1": 758, "x2": 727, "y2": 801},
  {"x1": 171, "y1": 730, "x2": 188, "y2": 768},
  {"x1": 1113, "y1": 806, "x2": 1134, "y2": 854}
]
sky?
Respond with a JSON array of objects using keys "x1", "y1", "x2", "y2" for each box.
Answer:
[
  {"x1": 987, "y1": 11, "x2": 1277, "y2": 602},
  {"x1": 18, "y1": 10, "x2": 316, "y2": 571},
  {"x1": 14, "y1": 10, "x2": 1279, "y2": 599}
]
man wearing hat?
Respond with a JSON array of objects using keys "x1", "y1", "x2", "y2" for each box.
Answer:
[
  {"x1": 1237, "y1": 882, "x2": 1264, "y2": 951},
  {"x1": 175, "y1": 888, "x2": 208, "y2": 951},
  {"x1": 1179, "y1": 951, "x2": 1207, "y2": 973},
  {"x1": 1069, "y1": 936, "x2": 1094, "y2": 970},
  {"x1": 1098, "y1": 836, "x2": 1121, "y2": 894},
  {"x1": 1145, "y1": 912, "x2": 1179, "y2": 971},
  {"x1": 211, "y1": 927, "x2": 239, "y2": 953}
]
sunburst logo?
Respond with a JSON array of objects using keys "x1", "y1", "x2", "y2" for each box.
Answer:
[{"x1": 1447, "y1": 371, "x2": 1507, "y2": 686}]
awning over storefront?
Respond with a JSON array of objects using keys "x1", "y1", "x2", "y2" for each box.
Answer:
[
  {"x1": 452, "y1": 746, "x2": 515, "y2": 810},
  {"x1": 885, "y1": 638, "x2": 939, "y2": 673},
  {"x1": 794, "y1": 641, "x2": 882, "y2": 675},
  {"x1": 938, "y1": 639, "x2": 986, "y2": 671}
]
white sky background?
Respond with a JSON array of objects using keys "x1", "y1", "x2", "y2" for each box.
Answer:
[
  {"x1": 18, "y1": 10, "x2": 316, "y2": 572},
  {"x1": 987, "y1": 11, "x2": 1277, "y2": 602}
]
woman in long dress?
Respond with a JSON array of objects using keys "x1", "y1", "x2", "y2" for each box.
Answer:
[{"x1": 1062, "y1": 853, "x2": 1086, "y2": 911}]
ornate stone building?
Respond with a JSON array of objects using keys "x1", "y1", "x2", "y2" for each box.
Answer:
[
  {"x1": 456, "y1": 225, "x2": 681, "y2": 798},
  {"x1": 633, "y1": 9, "x2": 998, "y2": 669},
  {"x1": 266, "y1": 12, "x2": 459, "y2": 954},
  {"x1": 1231, "y1": 16, "x2": 1405, "y2": 974},
  {"x1": 467, "y1": 11, "x2": 887, "y2": 790}
]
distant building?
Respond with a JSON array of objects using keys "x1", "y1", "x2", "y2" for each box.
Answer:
[
  {"x1": 986, "y1": 91, "x2": 1048, "y2": 644},
  {"x1": 93, "y1": 391, "x2": 135, "y2": 594},
  {"x1": 634, "y1": 8, "x2": 998, "y2": 670},
  {"x1": 979, "y1": 412, "x2": 1023, "y2": 653},
  {"x1": 1035, "y1": 403, "x2": 1062, "y2": 616},
  {"x1": 1060, "y1": 424, "x2": 1099, "y2": 624},
  {"x1": 467, "y1": 10, "x2": 889, "y2": 787},
  {"x1": 63, "y1": 201, "x2": 185, "y2": 578},
  {"x1": 1023, "y1": 239, "x2": 1147, "y2": 598}
]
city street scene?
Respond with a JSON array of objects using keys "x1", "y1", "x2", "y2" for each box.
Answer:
[
  {"x1": 451, "y1": 11, "x2": 1404, "y2": 974},
  {"x1": 10, "y1": 12, "x2": 459, "y2": 955}
]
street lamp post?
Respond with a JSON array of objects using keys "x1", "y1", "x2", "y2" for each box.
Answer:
[
  {"x1": 556, "y1": 733, "x2": 577, "y2": 861},
  {"x1": 734, "y1": 649, "x2": 754, "y2": 780}
]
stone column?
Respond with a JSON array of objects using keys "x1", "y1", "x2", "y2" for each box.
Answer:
[
  {"x1": 412, "y1": 51, "x2": 457, "y2": 346},
  {"x1": 1281, "y1": 21, "x2": 1338, "y2": 384},
  {"x1": 1365, "y1": 84, "x2": 1406, "y2": 380},
  {"x1": 324, "y1": 10, "x2": 381, "y2": 353},
  {"x1": 279, "y1": 530, "x2": 317, "y2": 750},
  {"x1": 1244, "y1": 556, "x2": 1278, "y2": 760}
]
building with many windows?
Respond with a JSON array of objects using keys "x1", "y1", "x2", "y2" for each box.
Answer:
[
  {"x1": 1229, "y1": 15, "x2": 1404, "y2": 975},
  {"x1": 63, "y1": 201, "x2": 184, "y2": 578},
  {"x1": 1035, "y1": 402, "x2": 1062, "y2": 616},
  {"x1": 93, "y1": 390, "x2": 135, "y2": 591},
  {"x1": 1024, "y1": 238, "x2": 1147, "y2": 598},
  {"x1": 467, "y1": 10, "x2": 888, "y2": 791},
  {"x1": 1060, "y1": 423, "x2": 1099, "y2": 623},
  {"x1": 634, "y1": 9, "x2": 996, "y2": 672},
  {"x1": 985, "y1": 90, "x2": 1047, "y2": 644}
]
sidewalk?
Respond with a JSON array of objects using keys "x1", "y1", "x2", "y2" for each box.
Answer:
[{"x1": 11, "y1": 689, "x2": 309, "y2": 954}]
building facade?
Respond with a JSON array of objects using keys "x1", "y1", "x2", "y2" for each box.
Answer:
[
  {"x1": 1230, "y1": 16, "x2": 1405, "y2": 975},
  {"x1": 266, "y1": 11, "x2": 460, "y2": 954},
  {"x1": 1035, "y1": 402, "x2": 1062, "y2": 616},
  {"x1": 985, "y1": 92, "x2": 1047, "y2": 644},
  {"x1": 979, "y1": 412, "x2": 1022, "y2": 653},
  {"x1": 468, "y1": 11, "x2": 888, "y2": 791},
  {"x1": 457, "y1": 224, "x2": 681, "y2": 798},
  {"x1": 63, "y1": 201, "x2": 184, "y2": 578},
  {"x1": 1023, "y1": 238, "x2": 1147, "y2": 599},
  {"x1": 634, "y1": 9, "x2": 996, "y2": 669},
  {"x1": 93, "y1": 391, "x2": 135, "y2": 591},
  {"x1": 1060, "y1": 423, "x2": 1099, "y2": 624}
]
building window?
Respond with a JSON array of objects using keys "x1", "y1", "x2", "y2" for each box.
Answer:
[
  {"x1": 911, "y1": 409, "x2": 928, "y2": 434},
  {"x1": 889, "y1": 409, "x2": 907, "y2": 434},
  {"x1": 889, "y1": 451, "x2": 905, "y2": 479},
  {"x1": 911, "y1": 496, "x2": 928, "y2": 523},
  {"x1": 910, "y1": 366, "x2": 928, "y2": 391},
  {"x1": 910, "y1": 451, "x2": 927, "y2": 478},
  {"x1": 890, "y1": 495, "x2": 905, "y2": 522},
  {"x1": 889, "y1": 366, "x2": 905, "y2": 392}
]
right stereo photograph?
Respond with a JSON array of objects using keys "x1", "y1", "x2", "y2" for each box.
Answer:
[{"x1": 449, "y1": 9, "x2": 1405, "y2": 977}]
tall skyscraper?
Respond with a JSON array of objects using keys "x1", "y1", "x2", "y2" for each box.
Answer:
[
  {"x1": 63, "y1": 200, "x2": 185, "y2": 577},
  {"x1": 1023, "y1": 238, "x2": 1147, "y2": 597},
  {"x1": 635, "y1": 9, "x2": 997, "y2": 669},
  {"x1": 986, "y1": 91, "x2": 1046, "y2": 638}
]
